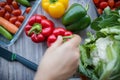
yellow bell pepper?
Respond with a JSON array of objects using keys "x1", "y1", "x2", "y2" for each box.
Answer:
[{"x1": 41, "y1": 0, "x2": 69, "y2": 18}]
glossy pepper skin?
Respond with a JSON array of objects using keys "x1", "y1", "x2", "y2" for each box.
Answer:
[
  {"x1": 47, "y1": 27, "x2": 72, "y2": 47},
  {"x1": 25, "y1": 14, "x2": 54, "y2": 43},
  {"x1": 62, "y1": 3, "x2": 91, "y2": 33},
  {"x1": 41, "y1": 0, "x2": 69, "y2": 18},
  {"x1": 66, "y1": 15, "x2": 91, "y2": 32}
]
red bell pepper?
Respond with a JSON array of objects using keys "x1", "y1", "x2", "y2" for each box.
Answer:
[
  {"x1": 47, "y1": 27, "x2": 73, "y2": 47},
  {"x1": 25, "y1": 14, "x2": 54, "y2": 43}
]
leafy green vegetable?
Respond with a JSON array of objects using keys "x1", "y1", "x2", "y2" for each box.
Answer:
[
  {"x1": 79, "y1": 34, "x2": 120, "y2": 80},
  {"x1": 100, "y1": 26, "x2": 120, "y2": 35},
  {"x1": 91, "y1": 7, "x2": 120, "y2": 31},
  {"x1": 79, "y1": 7, "x2": 120, "y2": 80}
]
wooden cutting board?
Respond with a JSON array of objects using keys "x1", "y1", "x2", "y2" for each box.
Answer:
[{"x1": 0, "y1": 0, "x2": 98, "y2": 80}]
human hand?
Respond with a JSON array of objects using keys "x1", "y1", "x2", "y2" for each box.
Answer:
[{"x1": 34, "y1": 35, "x2": 81, "y2": 80}]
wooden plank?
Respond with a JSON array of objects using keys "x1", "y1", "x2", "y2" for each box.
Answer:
[{"x1": 0, "y1": 0, "x2": 97, "y2": 80}]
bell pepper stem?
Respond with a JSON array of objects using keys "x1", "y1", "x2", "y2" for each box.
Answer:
[
  {"x1": 28, "y1": 23, "x2": 42, "y2": 35},
  {"x1": 85, "y1": 4, "x2": 89, "y2": 11},
  {"x1": 85, "y1": 0, "x2": 90, "y2": 11},
  {"x1": 49, "y1": 0, "x2": 58, "y2": 3}
]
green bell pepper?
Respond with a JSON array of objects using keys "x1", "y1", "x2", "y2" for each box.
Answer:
[
  {"x1": 66, "y1": 15, "x2": 91, "y2": 32},
  {"x1": 62, "y1": 3, "x2": 91, "y2": 33}
]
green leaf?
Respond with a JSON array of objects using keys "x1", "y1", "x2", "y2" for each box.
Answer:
[
  {"x1": 91, "y1": 7, "x2": 120, "y2": 31},
  {"x1": 79, "y1": 35, "x2": 120, "y2": 80},
  {"x1": 100, "y1": 26, "x2": 120, "y2": 35}
]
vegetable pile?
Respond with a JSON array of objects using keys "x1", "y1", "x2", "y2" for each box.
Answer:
[
  {"x1": 4, "y1": 0, "x2": 120, "y2": 79},
  {"x1": 25, "y1": 2, "x2": 91, "y2": 46},
  {"x1": 91, "y1": 7, "x2": 120, "y2": 31},
  {"x1": 47, "y1": 27, "x2": 72, "y2": 47},
  {"x1": 16, "y1": 0, "x2": 120, "y2": 79},
  {"x1": 0, "y1": 0, "x2": 33, "y2": 41},
  {"x1": 93, "y1": 0, "x2": 120, "y2": 14},
  {"x1": 25, "y1": 14, "x2": 73, "y2": 47},
  {"x1": 0, "y1": 1, "x2": 25, "y2": 28},
  {"x1": 79, "y1": 7, "x2": 120, "y2": 80}
]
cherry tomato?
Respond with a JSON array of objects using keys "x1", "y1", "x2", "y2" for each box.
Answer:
[
  {"x1": 4, "y1": 12, "x2": 11, "y2": 20},
  {"x1": 115, "y1": 1, "x2": 120, "y2": 8},
  {"x1": 99, "y1": 1, "x2": 108, "y2": 9},
  {"x1": 4, "y1": 4, "x2": 12, "y2": 13},
  {"x1": 80, "y1": 74, "x2": 88, "y2": 80},
  {"x1": 0, "y1": 7, "x2": 5, "y2": 17},
  {"x1": 12, "y1": 1, "x2": 19, "y2": 9},
  {"x1": 15, "y1": 21, "x2": 22, "y2": 28},
  {"x1": 53, "y1": 27, "x2": 66, "y2": 36},
  {"x1": 9, "y1": 16, "x2": 17, "y2": 24},
  {"x1": 0, "y1": 2, "x2": 6, "y2": 7},
  {"x1": 112, "y1": 8, "x2": 116, "y2": 11},
  {"x1": 93, "y1": 0, "x2": 100, "y2": 4},
  {"x1": 64, "y1": 31, "x2": 72, "y2": 36},
  {"x1": 18, "y1": 16, "x2": 25, "y2": 22},
  {"x1": 25, "y1": 7, "x2": 31, "y2": 14},
  {"x1": 12, "y1": 9, "x2": 21, "y2": 16},
  {"x1": 47, "y1": 34, "x2": 57, "y2": 43},
  {"x1": 97, "y1": 8, "x2": 103, "y2": 14},
  {"x1": 108, "y1": 0, "x2": 115, "y2": 8},
  {"x1": 99, "y1": 0, "x2": 106, "y2": 2},
  {"x1": 6, "y1": 0, "x2": 13, "y2": 5}
]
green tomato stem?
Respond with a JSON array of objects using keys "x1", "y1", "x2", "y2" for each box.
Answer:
[{"x1": 63, "y1": 35, "x2": 74, "y2": 39}]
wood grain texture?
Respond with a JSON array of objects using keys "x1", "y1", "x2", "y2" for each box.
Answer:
[{"x1": 0, "y1": 0, "x2": 97, "y2": 80}]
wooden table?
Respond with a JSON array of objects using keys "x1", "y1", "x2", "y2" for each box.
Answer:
[{"x1": 0, "y1": 0, "x2": 97, "y2": 80}]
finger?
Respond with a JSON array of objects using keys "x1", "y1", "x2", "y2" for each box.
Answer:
[
  {"x1": 65, "y1": 35, "x2": 81, "y2": 47},
  {"x1": 50, "y1": 36, "x2": 63, "y2": 48}
]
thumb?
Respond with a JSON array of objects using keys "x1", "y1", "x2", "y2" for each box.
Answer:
[
  {"x1": 50, "y1": 36, "x2": 63, "y2": 48},
  {"x1": 64, "y1": 35, "x2": 81, "y2": 47}
]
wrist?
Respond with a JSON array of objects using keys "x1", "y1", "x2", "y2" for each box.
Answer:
[{"x1": 34, "y1": 72, "x2": 55, "y2": 80}]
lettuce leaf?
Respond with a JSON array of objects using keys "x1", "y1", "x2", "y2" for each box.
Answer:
[{"x1": 79, "y1": 35, "x2": 120, "y2": 80}]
